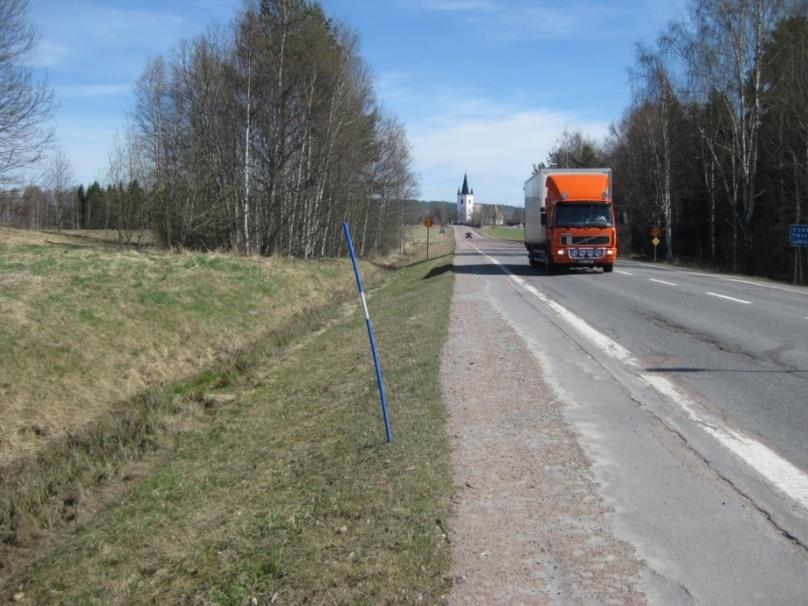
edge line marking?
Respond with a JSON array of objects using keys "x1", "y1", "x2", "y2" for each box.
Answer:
[{"x1": 468, "y1": 243, "x2": 808, "y2": 511}]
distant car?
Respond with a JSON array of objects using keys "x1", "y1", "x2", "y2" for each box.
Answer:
[{"x1": 465, "y1": 231, "x2": 473, "y2": 238}]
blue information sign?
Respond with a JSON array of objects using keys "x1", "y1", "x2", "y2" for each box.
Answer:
[{"x1": 790, "y1": 224, "x2": 808, "y2": 247}]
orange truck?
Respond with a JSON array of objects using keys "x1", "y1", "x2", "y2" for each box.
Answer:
[{"x1": 524, "y1": 168, "x2": 617, "y2": 273}]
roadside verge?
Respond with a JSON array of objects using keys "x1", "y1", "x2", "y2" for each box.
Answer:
[{"x1": 8, "y1": 235, "x2": 456, "y2": 604}]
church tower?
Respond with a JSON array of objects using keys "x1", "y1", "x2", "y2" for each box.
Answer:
[{"x1": 457, "y1": 173, "x2": 474, "y2": 224}]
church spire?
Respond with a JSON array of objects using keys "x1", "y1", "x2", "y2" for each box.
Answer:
[{"x1": 460, "y1": 173, "x2": 471, "y2": 195}]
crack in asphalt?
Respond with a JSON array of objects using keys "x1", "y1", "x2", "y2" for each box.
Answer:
[
  {"x1": 641, "y1": 312, "x2": 808, "y2": 383},
  {"x1": 664, "y1": 423, "x2": 808, "y2": 555},
  {"x1": 517, "y1": 276, "x2": 808, "y2": 556}
]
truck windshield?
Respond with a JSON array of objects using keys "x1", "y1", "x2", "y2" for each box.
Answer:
[{"x1": 555, "y1": 203, "x2": 613, "y2": 228}]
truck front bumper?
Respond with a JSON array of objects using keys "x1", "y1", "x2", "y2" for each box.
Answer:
[{"x1": 553, "y1": 247, "x2": 617, "y2": 266}]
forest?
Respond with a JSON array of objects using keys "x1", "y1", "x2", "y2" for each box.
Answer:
[
  {"x1": 2, "y1": 0, "x2": 808, "y2": 282},
  {"x1": 545, "y1": 1, "x2": 808, "y2": 282},
  {"x1": 0, "y1": 0, "x2": 417, "y2": 258}
]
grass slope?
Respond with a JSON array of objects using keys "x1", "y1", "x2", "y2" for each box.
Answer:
[
  {"x1": 11, "y1": 232, "x2": 456, "y2": 604},
  {"x1": 0, "y1": 227, "x2": 357, "y2": 464}
]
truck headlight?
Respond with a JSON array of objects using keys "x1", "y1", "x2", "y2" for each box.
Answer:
[{"x1": 557, "y1": 249, "x2": 566, "y2": 256}]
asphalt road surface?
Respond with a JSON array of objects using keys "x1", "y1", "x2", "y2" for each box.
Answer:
[{"x1": 452, "y1": 226, "x2": 808, "y2": 604}]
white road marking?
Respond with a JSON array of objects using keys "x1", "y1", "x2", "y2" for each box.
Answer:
[
  {"x1": 650, "y1": 278, "x2": 678, "y2": 287},
  {"x1": 641, "y1": 375, "x2": 808, "y2": 511},
  {"x1": 723, "y1": 276, "x2": 804, "y2": 294},
  {"x1": 706, "y1": 292, "x2": 752, "y2": 305},
  {"x1": 483, "y1": 256, "x2": 637, "y2": 364},
  {"x1": 470, "y1": 243, "x2": 808, "y2": 511},
  {"x1": 620, "y1": 262, "x2": 808, "y2": 297},
  {"x1": 615, "y1": 270, "x2": 633, "y2": 276}
]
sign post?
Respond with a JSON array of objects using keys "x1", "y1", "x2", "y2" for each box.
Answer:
[
  {"x1": 424, "y1": 217, "x2": 433, "y2": 260},
  {"x1": 789, "y1": 224, "x2": 808, "y2": 283},
  {"x1": 651, "y1": 227, "x2": 661, "y2": 263},
  {"x1": 342, "y1": 221, "x2": 393, "y2": 443}
]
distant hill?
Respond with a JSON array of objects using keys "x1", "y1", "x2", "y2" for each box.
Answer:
[{"x1": 403, "y1": 200, "x2": 523, "y2": 226}]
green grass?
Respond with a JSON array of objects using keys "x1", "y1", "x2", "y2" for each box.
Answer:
[
  {"x1": 0, "y1": 228, "x2": 361, "y2": 465},
  {"x1": 12, "y1": 232, "x2": 456, "y2": 604},
  {"x1": 478, "y1": 225, "x2": 525, "y2": 241}
]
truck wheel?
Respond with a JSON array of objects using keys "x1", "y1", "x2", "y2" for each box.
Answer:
[
  {"x1": 546, "y1": 260, "x2": 557, "y2": 275},
  {"x1": 529, "y1": 251, "x2": 540, "y2": 268},
  {"x1": 603, "y1": 264, "x2": 614, "y2": 273}
]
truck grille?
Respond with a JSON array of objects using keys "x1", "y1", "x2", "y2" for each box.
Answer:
[
  {"x1": 572, "y1": 236, "x2": 609, "y2": 244},
  {"x1": 569, "y1": 248, "x2": 606, "y2": 259}
]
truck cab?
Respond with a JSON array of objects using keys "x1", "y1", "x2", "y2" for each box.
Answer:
[{"x1": 524, "y1": 170, "x2": 617, "y2": 273}]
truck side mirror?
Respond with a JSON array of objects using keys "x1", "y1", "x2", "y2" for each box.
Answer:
[{"x1": 540, "y1": 211, "x2": 547, "y2": 226}]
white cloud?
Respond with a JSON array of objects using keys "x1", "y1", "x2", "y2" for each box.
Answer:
[
  {"x1": 57, "y1": 84, "x2": 132, "y2": 98},
  {"x1": 32, "y1": 4, "x2": 188, "y2": 60},
  {"x1": 54, "y1": 120, "x2": 121, "y2": 185},
  {"x1": 421, "y1": 0, "x2": 499, "y2": 11},
  {"x1": 29, "y1": 40, "x2": 71, "y2": 67},
  {"x1": 413, "y1": 0, "x2": 684, "y2": 42},
  {"x1": 88, "y1": 7, "x2": 185, "y2": 43},
  {"x1": 374, "y1": 70, "x2": 419, "y2": 105},
  {"x1": 409, "y1": 98, "x2": 609, "y2": 204}
]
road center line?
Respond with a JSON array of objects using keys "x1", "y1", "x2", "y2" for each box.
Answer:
[
  {"x1": 705, "y1": 292, "x2": 752, "y2": 305},
  {"x1": 622, "y1": 263, "x2": 808, "y2": 297},
  {"x1": 615, "y1": 270, "x2": 633, "y2": 276},
  {"x1": 650, "y1": 278, "x2": 678, "y2": 287},
  {"x1": 721, "y1": 276, "x2": 806, "y2": 295},
  {"x1": 468, "y1": 243, "x2": 808, "y2": 511}
]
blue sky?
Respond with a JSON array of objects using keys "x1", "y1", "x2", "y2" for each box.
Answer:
[{"x1": 30, "y1": 0, "x2": 686, "y2": 205}]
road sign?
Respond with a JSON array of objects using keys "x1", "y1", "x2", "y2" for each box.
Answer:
[
  {"x1": 790, "y1": 224, "x2": 808, "y2": 247},
  {"x1": 652, "y1": 237, "x2": 661, "y2": 246},
  {"x1": 424, "y1": 217, "x2": 433, "y2": 260},
  {"x1": 651, "y1": 227, "x2": 662, "y2": 238}
]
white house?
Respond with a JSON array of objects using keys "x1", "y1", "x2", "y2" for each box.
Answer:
[{"x1": 457, "y1": 174, "x2": 474, "y2": 223}]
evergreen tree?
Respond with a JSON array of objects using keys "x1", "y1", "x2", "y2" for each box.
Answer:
[{"x1": 76, "y1": 184, "x2": 86, "y2": 228}]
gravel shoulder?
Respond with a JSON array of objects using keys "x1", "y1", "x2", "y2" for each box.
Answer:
[{"x1": 440, "y1": 244, "x2": 648, "y2": 604}]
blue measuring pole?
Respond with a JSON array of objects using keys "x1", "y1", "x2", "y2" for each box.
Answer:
[{"x1": 342, "y1": 221, "x2": 393, "y2": 443}]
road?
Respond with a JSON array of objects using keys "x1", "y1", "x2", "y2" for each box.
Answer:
[{"x1": 449, "y1": 226, "x2": 808, "y2": 603}]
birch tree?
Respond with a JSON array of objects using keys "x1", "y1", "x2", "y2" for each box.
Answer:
[
  {"x1": 681, "y1": 0, "x2": 785, "y2": 271},
  {"x1": 0, "y1": 0, "x2": 53, "y2": 183},
  {"x1": 47, "y1": 148, "x2": 71, "y2": 230},
  {"x1": 631, "y1": 43, "x2": 679, "y2": 261}
]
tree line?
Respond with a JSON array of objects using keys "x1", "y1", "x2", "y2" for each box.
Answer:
[
  {"x1": 5, "y1": 0, "x2": 808, "y2": 277},
  {"x1": 546, "y1": 0, "x2": 808, "y2": 282},
  {"x1": 120, "y1": 0, "x2": 416, "y2": 257},
  {"x1": 0, "y1": 0, "x2": 416, "y2": 258}
]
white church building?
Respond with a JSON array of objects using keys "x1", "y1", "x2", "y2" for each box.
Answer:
[{"x1": 457, "y1": 173, "x2": 474, "y2": 224}]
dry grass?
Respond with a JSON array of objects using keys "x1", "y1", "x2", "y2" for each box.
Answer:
[
  {"x1": 0, "y1": 227, "x2": 154, "y2": 248},
  {"x1": 370, "y1": 225, "x2": 454, "y2": 270},
  {"x1": 478, "y1": 225, "x2": 525, "y2": 241},
  {"x1": 9, "y1": 228, "x2": 457, "y2": 604},
  {"x1": 0, "y1": 227, "x2": 360, "y2": 464}
]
